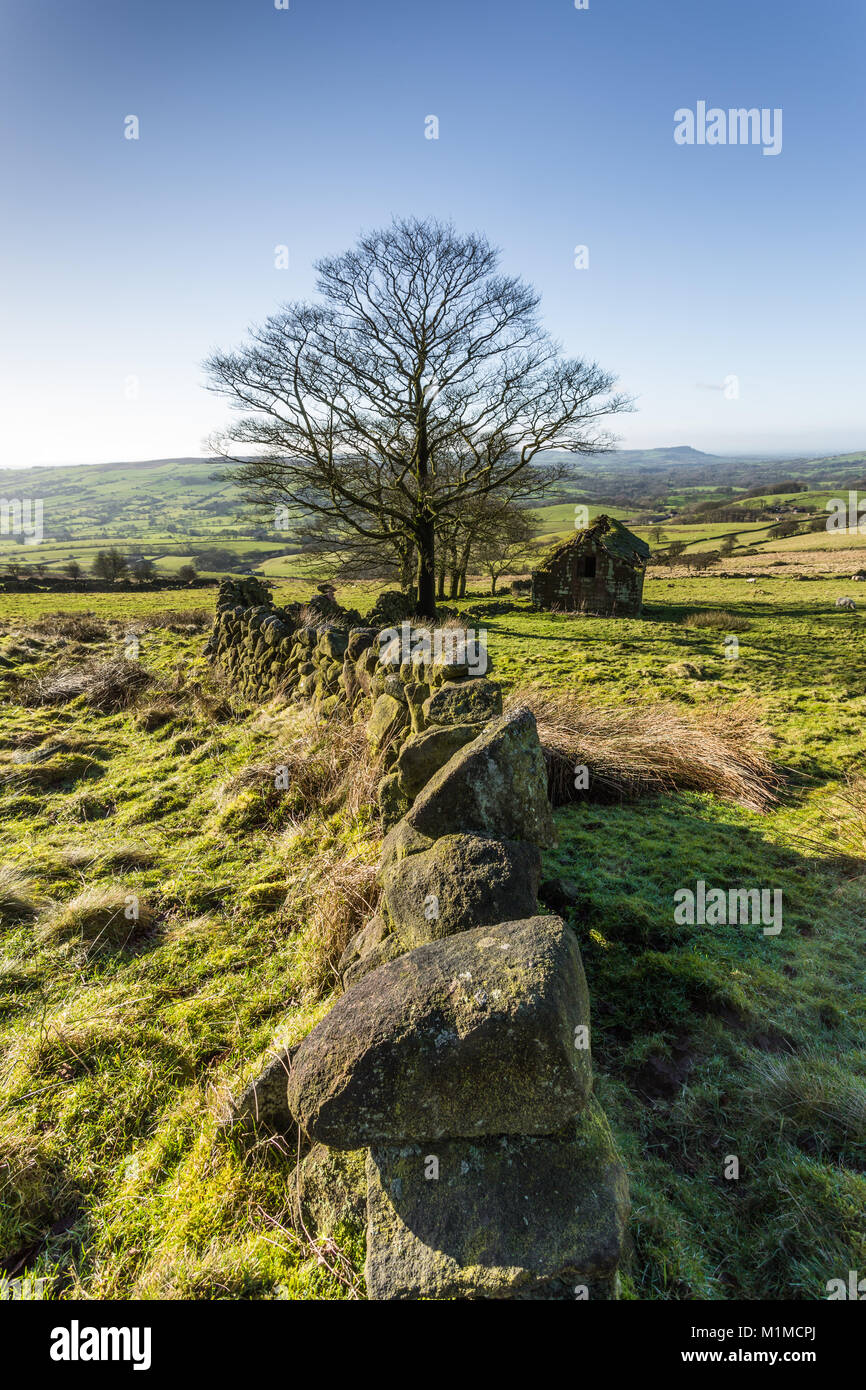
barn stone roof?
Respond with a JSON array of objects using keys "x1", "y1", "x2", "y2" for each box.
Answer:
[{"x1": 535, "y1": 514, "x2": 649, "y2": 572}]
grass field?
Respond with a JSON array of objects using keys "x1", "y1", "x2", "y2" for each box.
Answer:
[
  {"x1": 4, "y1": 451, "x2": 866, "y2": 584},
  {"x1": 1, "y1": 566, "x2": 864, "y2": 1300}
]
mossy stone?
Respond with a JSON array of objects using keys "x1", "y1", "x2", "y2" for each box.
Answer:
[{"x1": 365, "y1": 1100, "x2": 628, "y2": 1300}]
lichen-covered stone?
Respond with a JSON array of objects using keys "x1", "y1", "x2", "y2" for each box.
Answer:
[
  {"x1": 366, "y1": 694, "x2": 407, "y2": 752},
  {"x1": 403, "y1": 708, "x2": 555, "y2": 849},
  {"x1": 377, "y1": 771, "x2": 411, "y2": 832},
  {"x1": 343, "y1": 934, "x2": 402, "y2": 986},
  {"x1": 423, "y1": 679, "x2": 502, "y2": 726},
  {"x1": 317, "y1": 627, "x2": 349, "y2": 660},
  {"x1": 395, "y1": 723, "x2": 485, "y2": 800},
  {"x1": 292, "y1": 1144, "x2": 367, "y2": 1235},
  {"x1": 381, "y1": 833, "x2": 540, "y2": 948},
  {"x1": 285, "y1": 915, "x2": 591, "y2": 1148},
  {"x1": 339, "y1": 914, "x2": 388, "y2": 973},
  {"x1": 365, "y1": 1100, "x2": 628, "y2": 1300},
  {"x1": 377, "y1": 822, "x2": 435, "y2": 875},
  {"x1": 346, "y1": 627, "x2": 378, "y2": 661}
]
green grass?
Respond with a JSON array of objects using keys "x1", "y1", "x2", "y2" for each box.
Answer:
[
  {"x1": 0, "y1": 573, "x2": 864, "y2": 1300},
  {"x1": 4, "y1": 451, "x2": 865, "y2": 581}
]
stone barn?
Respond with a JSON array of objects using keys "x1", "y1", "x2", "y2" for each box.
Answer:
[{"x1": 531, "y1": 514, "x2": 649, "y2": 617}]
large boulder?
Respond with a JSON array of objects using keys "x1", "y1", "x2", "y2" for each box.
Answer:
[
  {"x1": 365, "y1": 1101, "x2": 629, "y2": 1300},
  {"x1": 395, "y1": 723, "x2": 485, "y2": 800},
  {"x1": 423, "y1": 679, "x2": 502, "y2": 726},
  {"x1": 285, "y1": 915, "x2": 591, "y2": 1148},
  {"x1": 402, "y1": 708, "x2": 555, "y2": 849},
  {"x1": 366, "y1": 694, "x2": 407, "y2": 752},
  {"x1": 381, "y1": 833, "x2": 540, "y2": 948},
  {"x1": 317, "y1": 627, "x2": 349, "y2": 661}
]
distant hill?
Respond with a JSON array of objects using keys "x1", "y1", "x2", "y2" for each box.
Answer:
[{"x1": 1, "y1": 448, "x2": 863, "y2": 576}]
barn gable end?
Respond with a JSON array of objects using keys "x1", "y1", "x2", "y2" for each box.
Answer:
[{"x1": 530, "y1": 514, "x2": 649, "y2": 617}]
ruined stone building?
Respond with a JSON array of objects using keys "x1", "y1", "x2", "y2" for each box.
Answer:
[{"x1": 530, "y1": 514, "x2": 649, "y2": 617}]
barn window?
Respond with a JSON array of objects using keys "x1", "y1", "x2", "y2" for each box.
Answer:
[{"x1": 583, "y1": 555, "x2": 597, "y2": 579}]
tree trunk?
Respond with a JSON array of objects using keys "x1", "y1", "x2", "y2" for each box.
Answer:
[
  {"x1": 415, "y1": 517, "x2": 437, "y2": 618},
  {"x1": 490, "y1": 572, "x2": 498, "y2": 594},
  {"x1": 399, "y1": 545, "x2": 415, "y2": 593},
  {"x1": 436, "y1": 550, "x2": 446, "y2": 601}
]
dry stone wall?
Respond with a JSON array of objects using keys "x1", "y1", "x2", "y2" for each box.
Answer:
[
  {"x1": 206, "y1": 576, "x2": 500, "y2": 828},
  {"x1": 211, "y1": 579, "x2": 629, "y2": 1299}
]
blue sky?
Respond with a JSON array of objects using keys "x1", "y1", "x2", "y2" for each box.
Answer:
[{"x1": 1, "y1": 0, "x2": 863, "y2": 466}]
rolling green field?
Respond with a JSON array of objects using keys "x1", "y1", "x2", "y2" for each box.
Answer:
[
  {"x1": 3, "y1": 449, "x2": 866, "y2": 581},
  {"x1": 1, "y1": 570, "x2": 864, "y2": 1300}
]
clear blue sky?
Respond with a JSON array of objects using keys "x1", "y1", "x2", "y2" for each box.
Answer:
[{"x1": 1, "y1": 0, "x2": 863, "y2": 466}]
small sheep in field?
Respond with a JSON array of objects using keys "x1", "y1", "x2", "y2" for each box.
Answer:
[{"x1": 835, "y1": 596, "x2": 856, "y2": 610}]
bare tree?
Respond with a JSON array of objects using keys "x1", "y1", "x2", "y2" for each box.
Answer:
[
  {"x1": 205, "y1": 217, "x2": 630, "y2": 616},
  {"x1": 472, "y1": 505, "x2": 542, "y2": 595}
]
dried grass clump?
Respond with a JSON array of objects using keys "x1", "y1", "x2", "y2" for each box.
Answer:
[
  {"x1": 507, "y1": 686, "x2": 781, "y2": 811},
  {"x1": 36, "y1": 659, "x2": 153, "y2": 712},
  {"x1": 745, "y1": 1052, "x2": 866, "y2": 1156},
  {"x1": 99, "y1": 842, "x2": 159, "y2": 871},
  {"x1": 221, "y1": 712, "x2": 380, "y2": 824},
  {"x1": 834, "y1": 776, "x2": 866, "y2": 861},
  {"x1": 0, "y1": 865, "x2": 44, "y2": 928},
  {"x1": 302, "y1": 852, "x2": 381, "y2": 994},
  {"x1": 39, "y1": 887, "x2": 153, "y2": 952},
  {"x1": 135, "y1": 697, "x2": 183, "y2": 731},
  {"x1": 62, "y1": 846, "x2": 100, "y2": 870},
  {"x1": 682, "y1": 611, "x2": 751, "y2": 632},
  {"x1": 143, "y1": 609, "x2": 211, "y2": 631},
  {"x1": 294, "y1": 605, "x2": 321, "y2": 629},
  {"x1": 32, "y1": 612, "x2": 110, "y2": 642}
]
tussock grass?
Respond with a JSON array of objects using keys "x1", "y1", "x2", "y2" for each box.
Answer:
[
  {"x1": 0, "y1": 865, "x2": 43, "y2": 928},
  {"x1": 0, "y1": 753, "x2": 102, "y2": 791},
  {"x1": 135, "y1": 697, "x2": 184, "y2": 731},
  {"x1": 744, "y1": 1051, "x2": 866, "y2": 1160},
  {"x1": 298, "y1": 848, "x2": 380, "y2": 996},
  {"x1": 682, "y1": 610, "x2": 751, "y2": 631},
  {"x1": 508, "y1": 687, "x2": 782, "y2": 811},
  {"x1": 99, "y1": 842, "x2": 159, "y2": 871},
  {"x1": 220, "y1": 710, "x2": 380, "y2": 825},
  {"x1": 836, "y1": 776, "x2": 866, "y2": 860},
  {"x1": 62, "y1": 846, "x2": 100, "y2": 870},
  {"x1": 34, "y1": 659, "x2": 154, "y2": 712},
  {"x1": 32, "y1": 612, "x2": 110, "y2": 642},
  {"x1": 141, "y1": 608, "x2": 211, "y2": 631},
  {"x1": 39, "y1": 887, "x2": 153, "y2": 952}
]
